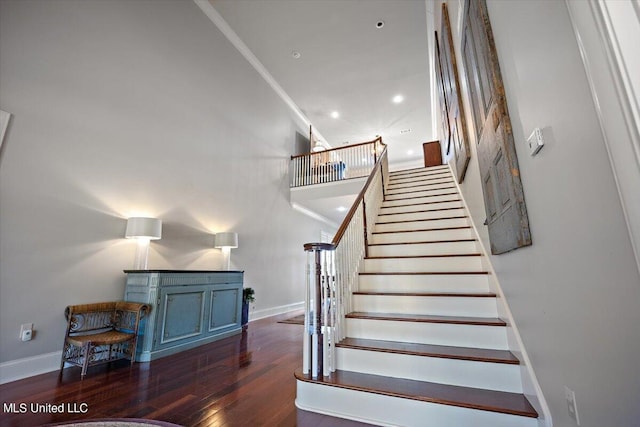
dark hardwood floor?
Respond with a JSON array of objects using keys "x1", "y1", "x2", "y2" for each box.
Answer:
[{"x1": 0, "y1": 313, "x2": 372, "y2": 427}]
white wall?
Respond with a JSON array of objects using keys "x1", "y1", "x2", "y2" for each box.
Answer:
[
  {"x1": 566, "y1": 0, "x2": 640, "y2": 276},
  {"x1": 442, "y1": 1, "x2": 640, "y2": 426},
  {"x1": 0, "y1": 0, "x2": 324, "y2": 370}
]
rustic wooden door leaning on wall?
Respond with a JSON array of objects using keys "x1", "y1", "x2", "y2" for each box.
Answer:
[
  {"x1": 434, "y1": 31, "x2": 451, "y2": 164},
  {"x1": 460, "y1": 0, "x2": 531, "y2": 254},
  {"x1": 437, "y1": 3, "x2": 471, "y2": 183}
]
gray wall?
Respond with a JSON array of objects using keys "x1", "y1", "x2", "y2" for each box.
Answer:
[
  {"x1": 445, "y1": 1, "x2": 640, "y2": 426},
  {"x1": 0, "y1": 0, "x2": 323, "y2": 363}
]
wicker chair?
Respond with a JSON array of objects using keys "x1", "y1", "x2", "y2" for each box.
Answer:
[{"x1": 60, "y1": 301, "x2": 150, "y2": 377}]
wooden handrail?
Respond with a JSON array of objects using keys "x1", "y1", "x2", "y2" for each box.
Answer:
[
  {"x1": 290, "y1": 137, "x2": 382, "y2": 160},
  {"x1": 332, "y1": 137, "x2": 386, "y2": 247}
]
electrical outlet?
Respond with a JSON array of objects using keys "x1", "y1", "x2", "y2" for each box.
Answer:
[
  {"x1": 565, "y1": 386, "x2": 580, "y2": 425},
  {"x1": 20, "y1": 323, "x2": 33, "y2": 342}
]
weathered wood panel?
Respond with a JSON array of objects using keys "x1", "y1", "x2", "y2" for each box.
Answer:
[
  {"x1": 461, "y1": 0, "x2": 531, "y2": 254},
  {"x1": 438, "y1": 3, "x2": 471, "y2": 183}
]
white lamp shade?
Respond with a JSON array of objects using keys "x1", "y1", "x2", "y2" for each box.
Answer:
[
  {"x1": 125, "y1": 217, "x2": 162, "y2": 240},
  {"x1": 214, "y1": 232, "x2": 238, "y2": 248}
]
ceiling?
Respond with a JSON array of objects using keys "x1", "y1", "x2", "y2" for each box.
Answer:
[{"x1": 208, "y1": 0, "x2": 434, "y2": 167}]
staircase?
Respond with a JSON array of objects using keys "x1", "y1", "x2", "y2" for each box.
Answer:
[{"x1": 296, "y1": 165, "x2": 539, "y2": 427}]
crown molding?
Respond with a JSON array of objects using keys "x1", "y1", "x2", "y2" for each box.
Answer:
[{"x1": 193, "y1": 0, "x2": 329, "y2": 147}]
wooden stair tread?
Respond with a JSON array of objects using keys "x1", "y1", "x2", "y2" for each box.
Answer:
[
  {"x1": 391, "y1": 165, "x2": 447, "y2": 173},
  {"x1": 387, "y1": 176, "x2": 451, "y2": 185},
  {"x1": 387, "y1": 177, "x2": 454, "y2": 187},
  {"x1": 389, "y1": 166, "x2": 449, "y2": 176},
  {"x1": 368, "y1": 238, "x2": 477, "y2": 246},
  {"x1": 372, "y1": 226, "x2": 472, "y2": 234},
  {"x1": 389, "y1": 170, "x2": 450, "y2": 179},
  {"x1": 380, "y1": 199, "x2": 462, "y2": 209},
  {"x1": 386, "y1": 181, "x2": 455, "y2": 190},
  {"x1": 359, "y1": 271, "x2": 490, "y2": 275},
  {"x1": 377, "y1": 207, "x2": 464, "y2": 216},
  {"x1": 384, "y1": 192, "x2": 460, "y2": 202},
  {"x1": 346, "y1": 312, "x2": 507, "y2": 326},
  {"x1": 337, "y1": 338, "x2": 519, "y2": 364},
  {"x1": 376, "y1": 215, "x2": 468, "y2": 225},
  {"x1": 386, "y1": 186, "x2": 457, "y2": 195},
  {"x1": 353, "y1": 291, "x2": 496, "y2": 298},
  {"x1": 295, "y1": 369, "x2": 537, "y2": 418},
  {"x1": 365, "y1": 253, "x2": 482, "y2": 259}
]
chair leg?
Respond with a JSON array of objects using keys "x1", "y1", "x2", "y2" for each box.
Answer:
[
  {"x1": 130, "y1": 338, "x2": 137, "y2": 366},
  {"x1": 81, "y1": 342, "x2": 91, "y2": 377},
  {"x1": 60, "y1": 342, "x2": 67, "y2": 371}
]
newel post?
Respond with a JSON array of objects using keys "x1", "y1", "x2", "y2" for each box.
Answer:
[{"x1": 303, "y1": 242, "x2": 335, "y2": 378}]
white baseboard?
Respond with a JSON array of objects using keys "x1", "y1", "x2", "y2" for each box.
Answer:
[
  {"x1": 250, "y1": 301, "x2": 304, "y2": 321},
  {"x1": 0, "y1": 351, "x2": 62, "y2": 385}
]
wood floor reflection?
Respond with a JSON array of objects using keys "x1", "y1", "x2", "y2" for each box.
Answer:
[{"x1": 0, "y1": 313, "x2": 372, "y2": 426}]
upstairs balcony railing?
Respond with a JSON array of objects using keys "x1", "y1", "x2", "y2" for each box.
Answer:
[
  {"x1": 290, "y1": 138, "x2": 386, "y2": 188},
  {"x1": 301, "y1": 137, "x2": 388, "y2": 378}
]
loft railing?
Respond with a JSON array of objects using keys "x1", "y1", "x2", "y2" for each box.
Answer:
[
  {"x1": 302, "y1": 137, "x2": 388, "y2": 378},
  {"x1": 290, "y1": 138, "x2": 385, "y2": 187}
]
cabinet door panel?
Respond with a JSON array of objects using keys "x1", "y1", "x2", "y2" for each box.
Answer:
[
  {"x1": 158, "y1": 289, "x2": 205, "y2": 346},
  {"x1": 210, "y1": 288, "x2": 240, "y2": 332}
]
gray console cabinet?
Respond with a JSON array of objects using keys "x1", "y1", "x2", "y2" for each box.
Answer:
[{"x1": 124, "y1": 270, "x2": 243, "y2": 361}]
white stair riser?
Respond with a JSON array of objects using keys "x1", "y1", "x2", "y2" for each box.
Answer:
[
  {"x1": 385, "y1": 188, "x2": 457, "y2": 201},
  {"x1": 376, "y1": 208, "x2": 467, "y2": 223},
  {"x1": 336, "y1": 348, "x2": 523, "y2": 393},
  {"x1": 374, "y1": 217, "x2": 469, "y2": 233},
  {"x1": 369, "y1": 241, "x2": 480, "y2": 257},
  {"x1": 386, "y1": 184, "x2": 456, "y2": 197},
  {"x1": 363, "y1": 256, "x2": 483, "y2": 273},
  {"x1": 358, "y1": 273, "x2": 491, "y2": 293},
  {"x1": 296, "y1": 381, "x2": 537, "y2": 427},
  {"x1": 390, "y1": 166, "x2": 449, "y2": 176},
  {"x1": 380, "y1": 200, "x2": 463, "y2": 215},
  {"x1": 352, "y1": 295, "x2": 498, "y2": 317},
  {"x1": 371, "y1": 228, "x2": 474, "y2": 243},
  {"x1": 386, "y1": 178, "x2": 454, "y2": 192},
  {"x1": 382, "y1": 193, "x2": 460, "y2": 207},
  {"x1": 388, "y1": 172, "x2": 452, "y2": 183},
  {"x1": 346, "y1": 318, "x2": 508, "y2": 350},
  {"x1": 389, "y1": 168, "x2": 451, "y2": 181}
]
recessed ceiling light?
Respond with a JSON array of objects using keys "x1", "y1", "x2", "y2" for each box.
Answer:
[
  {"x1": 376, "y1": 20, "x2": 385, "y2": 29},
  {"x1": 407, "y1": 150, "x2": 414, "y2": 155},
  {"x1": 392, "y1": 95, "x2": 404, "y2": 104},
  {"x1": 330, "y1": 111, "x2": 340, "y2": 119},
  {"x1": 336, "y1": 206, "x2": 347, "y2": 212},
  {"x1": 292, "y1": 51, "x2": 301, "y2": 59}
]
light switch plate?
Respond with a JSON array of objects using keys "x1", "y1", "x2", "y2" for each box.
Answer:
[{"x1": 527, "y1": 128, "x2": 544, "y2": 156}]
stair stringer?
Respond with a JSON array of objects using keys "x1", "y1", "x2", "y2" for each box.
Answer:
[{"x1": 448, "y1": 164, "x2": 552, "y2": 427}]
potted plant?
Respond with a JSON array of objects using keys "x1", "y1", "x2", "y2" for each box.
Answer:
[{"x1": 242, "y1": 287, "x2": 255, "y2": 329}]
